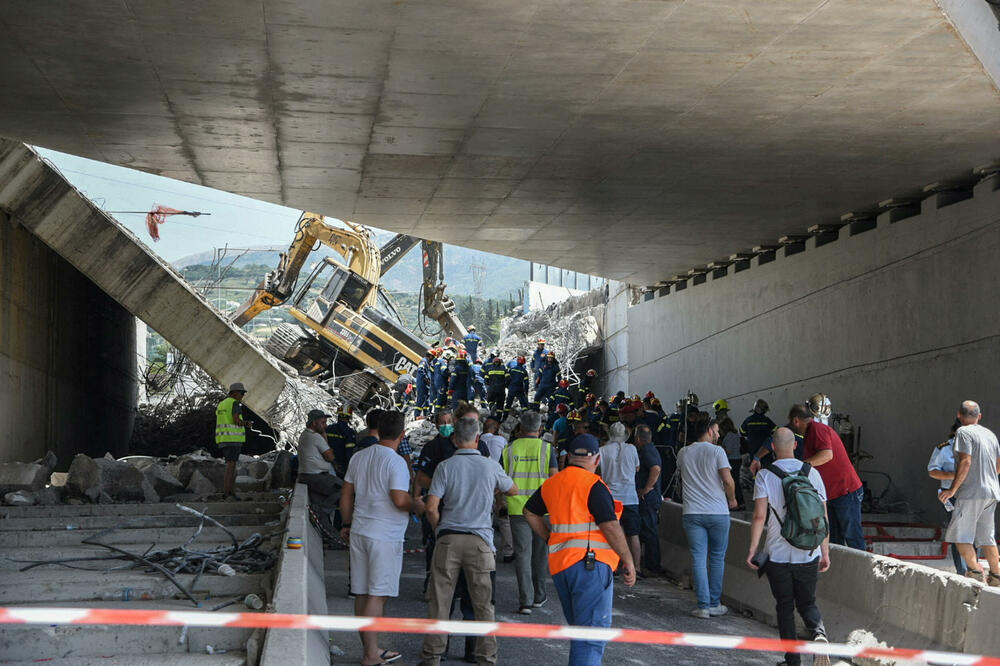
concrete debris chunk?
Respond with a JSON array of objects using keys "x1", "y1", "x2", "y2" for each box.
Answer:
[
  {"x1": 186, "y1": 470, "x2": 217, "y2": 496},
  {"x1": 141, "y1": 477, "x2": 160, "y2": 503},
  {"x1": 0, "y1": 461, "x2": 50, "y2": 495},
  {"x1": 405, "y1": 419, "x2": 439, "y2": 451},
  {"x1": 4, "y1": 490, "x2": 36, "y2": 506},
  {"x1": 176, "y1": 456, "x2": 225, "y2": 490},
  {"x1": 270, "y1": 451, "x2": 294, "y2": 488},
  {"x1": 33, "y1": 450, "x2": 58, "y2": 474},
  {"x1": 94, "y1": 456, "x2": 145, "y2": 502},
  {"x1": 142, "y1": 463, "x2": 185, "y2": 497},
  {"x1": 66, "y1": 454, "x2": 102, "y2": 501},
  {"x1": 66, "y1": 453, "x2": 149, "y2": 502},
  {"x1": 235, "y1": 475, "x2": 266, "y2": 492},
  {"x1": 245, "y1": 460, "x2": 270, "y2": 480},
  {"x1": 33, "y1": 486, "x2": 64, "y2": 505}
]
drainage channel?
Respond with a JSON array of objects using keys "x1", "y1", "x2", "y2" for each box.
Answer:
[{"x1": 0, "y1": 494, "x2": 288, "y2": 665}]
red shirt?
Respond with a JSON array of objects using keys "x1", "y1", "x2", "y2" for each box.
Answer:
[{"x1": 803, "y1": 421, "x2": 861, "y2": 500}]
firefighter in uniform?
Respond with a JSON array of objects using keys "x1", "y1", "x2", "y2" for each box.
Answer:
[
  {"x1": 431, "y1": 348, "x2": 450, "y2": 412},
  {"x1": 523, "y1": 434, "x2": 636, "y2": 664},
  {"x1": 532, "y1": 352, "x2": 560, "y2": 409},
  {"x1": 415, "y1": 349, "x2": 434, "y2": 418},
  {"x1": 471, "y1": 357, "x2": 487, "y2": 403},
  {"x1": 215, "y1": 382, "x2": 247, "y2": 498},
  {"x1": 448, "y1": 349, "x2": 473, "y2": 408},
  {"x1": 485, "y1": 357, "x2": 508, "y2": 417},
  {"x1": 325, "y1": 406, "x2": 357, "y2": 478},
  {"x1": 504, "y1": 355, "x2": 530, "y2": 415}
]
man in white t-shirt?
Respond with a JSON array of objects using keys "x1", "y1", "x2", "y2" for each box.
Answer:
[
  {"x1": 747, "y1": 427, "x2": 830, "y2": 666},
  {"x1": 600, "y1": 421, "x2": 641, "y2": 575},
  {"x1": 341, "y1": 411, "x2": 424, "y2": 666}
]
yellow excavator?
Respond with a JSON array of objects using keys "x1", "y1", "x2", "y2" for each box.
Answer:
[{"x1": 232, "y1": 212, "x2": 464, "y2": 408}]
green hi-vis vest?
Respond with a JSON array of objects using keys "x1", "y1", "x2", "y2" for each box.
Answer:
[
  {"x1": 215, "y1": 397, "x2": 245, "y2": 445},
  {"x1": 503, "y1": 437, "x2": 551, "y2": 516}
]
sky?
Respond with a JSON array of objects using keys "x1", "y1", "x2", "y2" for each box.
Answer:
[{"x1": 35, "y1": 147, "x2": 326, "y2": 263}]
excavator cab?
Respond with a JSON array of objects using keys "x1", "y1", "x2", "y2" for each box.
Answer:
[{"x1": 294, "y1": 258, "x2": 374, "y2": 322}]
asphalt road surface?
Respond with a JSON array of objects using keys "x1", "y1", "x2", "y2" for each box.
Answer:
[{"x1": 324, "y1": 525, "x2": 784, "y2": 665}]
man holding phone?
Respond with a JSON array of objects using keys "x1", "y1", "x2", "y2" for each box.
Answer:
[{"x1": 747, "y1": 427, "x2": 831, "y2": 666}]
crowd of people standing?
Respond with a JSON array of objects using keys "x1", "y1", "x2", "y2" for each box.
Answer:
[{"x1": 218, "y1": 347, "x2": 1000, "y2": 665}]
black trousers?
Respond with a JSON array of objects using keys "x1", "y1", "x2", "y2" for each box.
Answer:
[{"x1": 764, "y1": 559, "x2": 826, "y2": 666}]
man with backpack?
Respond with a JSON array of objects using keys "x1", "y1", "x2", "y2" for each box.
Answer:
[{"x1": 747, "y1": 427, "x2": 831, "y2": 666}]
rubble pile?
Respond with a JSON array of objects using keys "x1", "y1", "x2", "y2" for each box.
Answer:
[
  {"x1": 0, "y1": 449, "x2": 294, "y2": 507},
  {"x1": 496, "y1": 287, "x2": 605, "y2": 381}
]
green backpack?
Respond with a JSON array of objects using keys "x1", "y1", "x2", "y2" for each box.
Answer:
[{"x1": 766, "y1": 462, "x2": 829, "y2": 551}]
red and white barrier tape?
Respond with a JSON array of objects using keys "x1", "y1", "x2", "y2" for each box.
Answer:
[{"x1": 0, "y1": 606, "x2": 992, "y2": 664}]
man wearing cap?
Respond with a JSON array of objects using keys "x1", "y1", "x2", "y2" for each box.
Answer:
[
  {"x1": 216, "y1": 383, "x2": 248, "y2": 498},
  {"x1": 524, "y1": 434, "x2": 636, "y2": 665},
  {"x1": 298, "y1": 409, "x2": 343, "y2": 533}
]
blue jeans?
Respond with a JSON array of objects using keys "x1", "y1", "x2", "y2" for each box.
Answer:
[
  {"x1": 828, "y1": 487, "x2": 866, "y2": 550},
  {"x1": 552, "y1": 559, "x2": 614, "y2": 666},
  {"x1": 682, "y1": 513, "x2": 730, "y2": 609}
]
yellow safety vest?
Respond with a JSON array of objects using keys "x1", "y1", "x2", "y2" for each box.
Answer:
[
  {"x1": 503, "y1": 437, "x2": 551, "y2": 516},
  {"x1": 215, "y1": 397, "x2": 245, "y2": 445}
]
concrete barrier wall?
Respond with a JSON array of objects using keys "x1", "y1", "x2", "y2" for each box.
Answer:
[
  {"x1": 260, "y1": 485, "x2": 330, "y2": 665},
  {"x1": 625, "y1": 174, "x2": 1000, "y2": 519},
  {"x1": 658, "y1": 501, "x2": 999, "y2": 655}
]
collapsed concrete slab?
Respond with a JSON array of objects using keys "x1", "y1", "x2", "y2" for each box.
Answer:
[{"x1": 0, "y1": 139, "x2": 336, "y2": 450}]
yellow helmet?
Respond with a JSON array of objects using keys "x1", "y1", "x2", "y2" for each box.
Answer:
[{"x1": 713, "y1": 399, "x2": 729, "y2": 412}]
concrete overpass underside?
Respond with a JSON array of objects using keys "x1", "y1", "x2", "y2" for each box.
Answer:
[{"x1": 1, "y1": 1, "x2": 999, "y2": 284}]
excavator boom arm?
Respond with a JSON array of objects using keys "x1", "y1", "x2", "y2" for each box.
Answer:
[{"x1": 231, "y1": 212, "x2": 381, "y2": 326}]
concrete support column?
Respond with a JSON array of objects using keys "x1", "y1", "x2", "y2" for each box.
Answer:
[{"x1": 0, "y1": 208, "x2": 136, "y2": 465}]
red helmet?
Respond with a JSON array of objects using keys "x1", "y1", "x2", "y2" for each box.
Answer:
[
  {"x1": 587, "y1": 369, "x2": 597, "y2": 377},
  {"x1": 559, "y1": 379, "x2": 569, "y2": 388},
  {"x1": 585, "y1": 393, "x2": 596, "y2": 402},
  {"x1": 537, "y1": 338, "x2": 546, "y2": 345},
  {"x1": 567, "y1": 410, "x2": 582, "y2": 421},
  {"x1": 426, "y1": 348, "x2": 435, "y2": 356},
  {"x1": 432, "y1": 348, "x2": 442, "y2": 356},
  {"x1": 443, "y1": 337, "x2": 457, "y2": 348},
  {"x1": 458, "y1": 349, "x2": 467, "y2": 359},
  {"x1": 547, "y1": 351, "x2": 556, "y2": 359},
  {"x1": 645, "y1": 391, "x2": 655, "y2": 399},
  {"x1": 556, "y1": 403, "x2": 569, "y2": 414},
  {"x1": 475, "y1": 358, "x2": 482, "y2": 364},
  {"x1": 517, "y1": 355, "x2": 526, "y2": 365},
  {"x1": 492, "y1": 357, "x2": 502, "y2": 365}
]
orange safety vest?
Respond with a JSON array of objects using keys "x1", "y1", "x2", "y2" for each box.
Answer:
[{"x1": 540, "y1": 465, "x2": 623, "y2": 576}]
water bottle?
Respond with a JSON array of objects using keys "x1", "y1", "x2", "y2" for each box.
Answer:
[{"x1": 939, "y1": 490, "x2": 954, "y2": 512}]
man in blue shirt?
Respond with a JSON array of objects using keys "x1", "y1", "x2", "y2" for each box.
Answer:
[
  {"x1": 532, "y1": 352, "x2": 559, "y2": 409},
  {"x1": 504, "y1": 356, "x2": 530, "y2": 415},
  {"x1": 928, "y1": 421, "x2": 968, "y2": 574},
  {"x1": 415, "y1": 349, "x2": 434, "y2": 419},
  {"x1": 462, "y1": 326, "x2": 482, "y2": 360},
  {"x1": 530, "y1": 339, "x2": 548, "y2": 387},
  {"x1": 470, "y1": 357, "x2": 487, "y2": 402},
  {"x1": 431, "y1": 351, "x2": 450, "y2": 412},
  {"x1": 448, "y1": 350, "x2": 473, "y2": 409}
]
